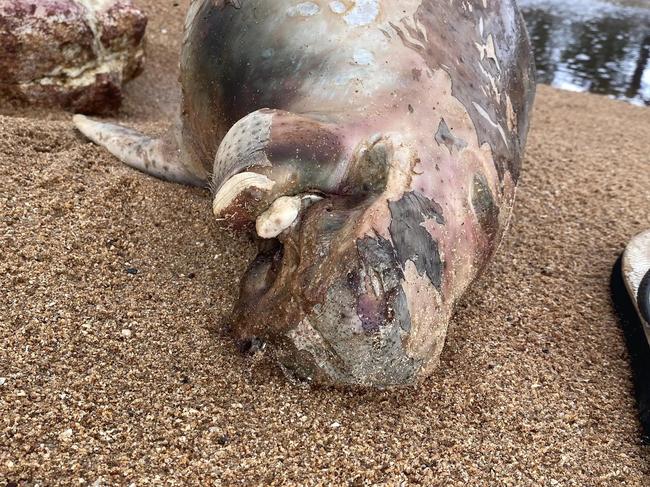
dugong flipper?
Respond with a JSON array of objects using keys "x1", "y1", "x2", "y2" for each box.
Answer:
[
  {"x1": 75, "y1": 0, "x2": 536, "y2": 388},
  {"x1": 73, "y1": 115, "x2": 208, "y2": 187}
]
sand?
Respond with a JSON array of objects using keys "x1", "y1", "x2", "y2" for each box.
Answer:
[{"x1": 1, "y1": 1, "x2": 649, "y2": 485}]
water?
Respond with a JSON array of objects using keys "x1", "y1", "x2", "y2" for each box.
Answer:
[{"x1": 519, "y1": 0, "x2": 650, "y2": 106}]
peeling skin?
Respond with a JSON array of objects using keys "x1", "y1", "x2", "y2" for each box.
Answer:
[
  {"x1": 473, "y1": 102, "x2": 509, "y2": 148},
  {"x1": 79, "y1": 0, "x2": 536, "y2": 387},
  {"x1": 475, "y1": 34, "x2": 501, "y2": 72},
  {"x1": 505, "y1": 93, "x2": 517, "y2": 132}
]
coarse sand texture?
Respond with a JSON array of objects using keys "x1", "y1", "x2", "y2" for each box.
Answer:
[{"x1": 1, "y1": 1, "x2": 649, "y2": 485}]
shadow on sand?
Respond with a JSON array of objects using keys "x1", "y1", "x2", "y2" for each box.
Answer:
[{"x1": 611, "y1": 256, "x2": 650, "y2": 443}]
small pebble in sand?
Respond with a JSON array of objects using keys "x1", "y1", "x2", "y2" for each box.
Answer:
[
  {"x1": 121, "y1": 329, "x2": 133, "y2": 338},
  {"x1": 59, "y1": 428, "x2": 74, "y2": 440},
  {"x1": 0, "y1": 378, "x2": 6, "y2": 386}
]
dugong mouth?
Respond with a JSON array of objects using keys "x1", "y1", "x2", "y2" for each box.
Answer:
[
  {"x1": 232, "y1": 193, "x2": 429, "y2": 387},
  {"x1": 211, "y1": 112, "x2": 447, "y2": 386}
]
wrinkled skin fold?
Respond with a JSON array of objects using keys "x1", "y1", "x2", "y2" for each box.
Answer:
[{"x1": 75, "y1": 0, "x2": 536, "y2": 387}]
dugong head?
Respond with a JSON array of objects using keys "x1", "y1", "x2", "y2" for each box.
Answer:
[{"x1": 212, "y1": 110, "x2": 449, "y2": 387}]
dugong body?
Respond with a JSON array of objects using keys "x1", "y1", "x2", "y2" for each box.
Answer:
[{"x1": 74, "y1": 0, "x2": 536, "y2": 387}]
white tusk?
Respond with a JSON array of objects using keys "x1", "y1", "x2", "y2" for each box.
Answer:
[
  {"x1": 212, "y1": 172, "x2": 275, "y2": 217},
  {"x1": 255, "y1": 196, "x2": 303, "y2": 239},
  {"x1": 256, "y1": 194, "x2": 324, "y2": 239}
]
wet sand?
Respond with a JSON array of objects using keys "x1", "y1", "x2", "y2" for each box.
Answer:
[{"x1": 1, "y1": 1, "x2": 649, "y2": 485}]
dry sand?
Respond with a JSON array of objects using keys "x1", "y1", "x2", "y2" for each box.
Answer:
[{"x1": 1, "y1": 1, "x2": 650, "y2": 485}]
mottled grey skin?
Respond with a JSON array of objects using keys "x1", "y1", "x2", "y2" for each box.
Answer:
[{"x1": 75, "y1": 0, "x2": 536, "y2": 387}]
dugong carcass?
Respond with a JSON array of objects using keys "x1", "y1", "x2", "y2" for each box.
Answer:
[{"x1": 74, "y1": 0, "x2": 536, "y2": 387}]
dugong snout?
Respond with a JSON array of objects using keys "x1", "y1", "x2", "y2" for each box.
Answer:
[
  {"x1": 217, "y1": 128, "x2": 446, "y2": 387},
  {"x1": 233, "y1": 197, "x2": 443, "y2": 387}
]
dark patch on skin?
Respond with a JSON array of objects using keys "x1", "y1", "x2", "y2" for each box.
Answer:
[
  {"x1": 356, "y1": 236, "x2": 411, "y2": 333},
  {"x1": 435, "y1": 118, "x2": 467, "y2": 154},
  {"x1": 471, "y1": 173, "x2": 500, "y2": 240},
  {"x1": 267, "y1": 114, "x2": 344, "y2": 167},
  {"x1": 388, "y1": 192, "x2": 445, "y2": 289},
  {"x1": 393, "y1": 191, "x2": 445, "y2": 225},
  {"x1": 357, "y1": 237, "x2": 404, "y2": 288}
]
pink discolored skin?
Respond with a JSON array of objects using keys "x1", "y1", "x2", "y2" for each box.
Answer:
[
  {"x1": 74, "y1": 0, "x2": 536, "y2": 387},
  {"x1": 0, "y1": 0, "x2": 147, "y2": 114}
]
